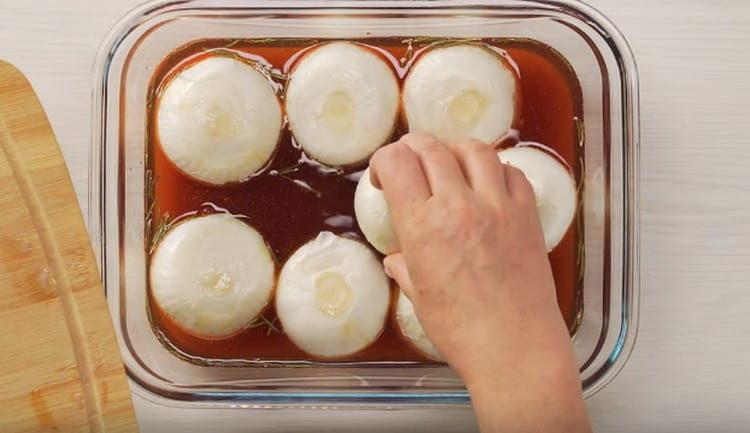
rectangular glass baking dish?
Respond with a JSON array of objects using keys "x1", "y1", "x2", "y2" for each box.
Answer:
[{"x1": 90, "y1": 0, "x2": 640, "y2": 407}]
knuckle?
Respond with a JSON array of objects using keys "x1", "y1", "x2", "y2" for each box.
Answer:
[
  {"x1": 460, "y1": 139, "x2": 497, "y2": 163},
  {"x1": 369, "y1": 147, "x2": 386, "y2": 166},
  {"x1": 386, "y1": 140, "x2": 409, "y2": 158},
  {"x1": 402, "y1": 131, "x2": 438, "y2": 144},
  {"x1": 505, "y1": 163, "x2": 521, "y2": 175},
  {"x1": 480, "y1": 147, "x2": 499, "y2": 163},
  {"x1": 510, "y1": 167, "x2": 535, "y2": 197},
  {"x1": 368, "y1": 150, "x2": 389, "y2": 176},
  {"x1": 403, "y1": 132, "x2": 444, "y2": 154},
  {"x1": 505, "y1": 163, "x2": 524, "y2": 178},
  {"x1": 372, "y1": 141, "x2": 408, "y2": 167},
  {"x1": 510, "y1": 166, "x2": 533, "y2": 186},
  {"x1": 445, "y1": 198, "x2": 479, "y2": 227},
  {"x1": 408, "y1": 206, "x2": 431, "y2": 229},
  {"x1": 463, "y1": 138, "x2": 491, "y2": 153},
  {"x1": 420, "y1": 139, "x2": 445, "y2": 155}
]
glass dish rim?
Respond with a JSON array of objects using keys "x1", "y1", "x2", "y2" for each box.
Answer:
[{"x1": 89, "y1": 0, "x2": 640, "y2": 405}]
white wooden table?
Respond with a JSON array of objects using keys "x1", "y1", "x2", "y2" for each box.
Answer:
[{"x1": 2, "y1": 0, "x2": 749, "y2": 431}]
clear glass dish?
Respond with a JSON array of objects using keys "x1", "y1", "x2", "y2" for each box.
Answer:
[{"x1": 90, "y1": 0, "x2": 640, "y2": 408}]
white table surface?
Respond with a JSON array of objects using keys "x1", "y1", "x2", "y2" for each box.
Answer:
[{"x1": 2, "y1": 0, "x2": 750, "y2": 431}]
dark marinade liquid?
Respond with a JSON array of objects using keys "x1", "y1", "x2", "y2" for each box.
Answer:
[{"x1": 146, "y1": 37, "x2": 584, "y2": 363}]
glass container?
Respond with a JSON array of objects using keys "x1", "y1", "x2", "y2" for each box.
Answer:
[{"x1": 90, "y1": 0, "x2": 640, "y2": 408}]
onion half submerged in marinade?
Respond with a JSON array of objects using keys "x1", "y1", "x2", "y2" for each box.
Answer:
[
  {"x1": 395, "y1": 291, "x2": 443, "y2": 361},
  {"x1": 354, "y1": 167, "x2": 397, "y2": 255},
  {"x1": 403, "y1": 43, "x2": 519, "y2": 145},
  {"x1": 498, "y1": 145, "x2": 577, "y2": 251},
  {"x1": 275, "y1": 232, "x2": 391, "y2": 358},
  {"x1": 150, "y1": 214, "x2": 276, "y2": 338},
  {"x1": 157, "y1": 56, "x2": 282, "y2": 184},
  {"x1": 285, "y1": 42, "x2": 400, "y2": 167}
]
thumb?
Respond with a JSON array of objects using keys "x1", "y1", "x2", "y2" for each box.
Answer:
[{"x1": 383, "y1": 253, "x2": 415, "y2": 299}]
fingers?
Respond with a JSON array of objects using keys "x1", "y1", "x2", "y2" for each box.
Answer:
[
  {"x1": 504, "y1": 163, "x2": 535, "y2": 202},
  {"x1": 370, "y1": 141, "x2": 431, "y2": 223},
  {"x1": 373, "y1": 134, "x2": 523, "y2": 211},
  {"x1": 383, "y1": 253, "x2": 415, "y2": 299},
  {"x1": 399, "y1": 133, "x2": 469, "y2": 196},
  {"x1": 448, "y1": 139, "x2": 508, "y2": 201},
  {"x1": 504, "y1": 164, "x2": 547, "y2": 249}
]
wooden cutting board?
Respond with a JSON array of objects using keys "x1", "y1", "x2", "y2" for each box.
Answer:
[{"x1": 0, "y1": 61, "x2": 138, "y2": 432}]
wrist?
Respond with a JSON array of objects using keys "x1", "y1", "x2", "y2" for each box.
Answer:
[{"x1": 456, "y1": 330, "x2": 579, "y2": 394}]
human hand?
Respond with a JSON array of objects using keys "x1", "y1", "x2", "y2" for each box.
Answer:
[{"x1": 370, "y1": 132, "x2": 590, "y2": 433}]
